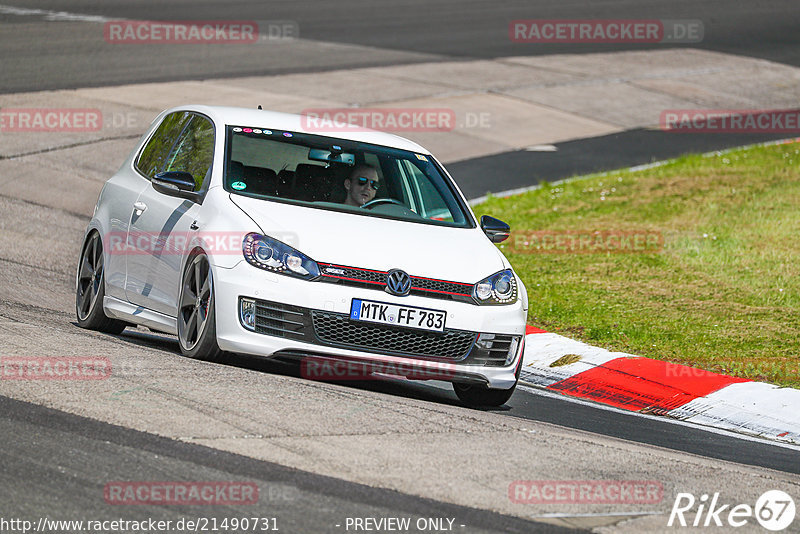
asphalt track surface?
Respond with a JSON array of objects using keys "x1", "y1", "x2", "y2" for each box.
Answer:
[
  {"x1": 218, "y1": 360, "x2": 800, "y2": 476},
  {"x1": 2, "y1": 1, "x2": 800, "y2": 531},
  {"x1": 452, "y1": 130, "x2": 799, "y2": 199},
  {"x1": 2, "y1": 349, "x2": 799, "y2": 531},
  {"x1": 2, "y1": 0, "x2": 798, "y2": 194},
  {"x1": 0, "y1": 395, "x2": 568, "y2": 534},
  {"x1": 1, "y1": 0, "x2": 800, "y2": 93}
]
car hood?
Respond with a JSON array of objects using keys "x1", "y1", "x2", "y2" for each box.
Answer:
[{"x1": 229, "y1": 194, "x2": 507, "y2": 283}]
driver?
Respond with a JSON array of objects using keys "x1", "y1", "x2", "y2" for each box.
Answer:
[{"x1": 343, "y1": 165, "x2": 380, "y2": 207}]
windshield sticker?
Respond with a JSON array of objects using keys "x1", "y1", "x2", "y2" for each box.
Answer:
[
  {"x1": 415, "y1": 154, "x2": 429, "y2": 161},
  {"x1": 231, "y1": 181, "x2": 247, "y2": 190},
  {"x1": 233, "y1": 127, "x2": 272, "y2": 135}
]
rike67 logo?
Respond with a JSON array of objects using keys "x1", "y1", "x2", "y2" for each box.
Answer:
[{"x1": 669, "y1": 490, "x2": 796, "y2": 531}]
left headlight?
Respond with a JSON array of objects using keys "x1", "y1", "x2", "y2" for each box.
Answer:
[
  {"x1": 473, "y1": 269, "x2": 518, "y2": 305},
  {"x1": 243, "y1": 233, "x2": 320, "y2": 279}
]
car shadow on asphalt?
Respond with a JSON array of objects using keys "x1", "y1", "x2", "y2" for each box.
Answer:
[{"x1": 110, "y1": 325, "x2": 513, "y2": 412}]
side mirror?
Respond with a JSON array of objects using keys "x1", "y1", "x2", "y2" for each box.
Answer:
[
  {"x1": 480, "y1": 215, "x2": 510, "y2": 243},
  {"x1": 152, "y1": 171, "x2": 200, "y2": 201}
]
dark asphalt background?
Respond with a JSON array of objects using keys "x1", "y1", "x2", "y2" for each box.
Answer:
[
  {"x1": 453, "y1": 129, "x2": 798, "y2": 199},
  {"x1": 1, "y1": 0, "x2": 799, "y2": 93},
  {"x1": 0, "y1": 395, "x2": 576, "y2": 533}
]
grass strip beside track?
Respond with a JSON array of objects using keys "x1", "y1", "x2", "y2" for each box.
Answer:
[{"x1": 475, "y1": 141, "x2": 800, "y2": 387}]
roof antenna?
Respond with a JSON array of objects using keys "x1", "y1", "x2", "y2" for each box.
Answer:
[{"x1": 258, "y1": 105, "x2": 262, "y2": 110}]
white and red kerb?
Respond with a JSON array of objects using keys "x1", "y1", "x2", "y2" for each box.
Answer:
[{"x1": 521, "y1": 327, "x2": 800, "y2": 444}]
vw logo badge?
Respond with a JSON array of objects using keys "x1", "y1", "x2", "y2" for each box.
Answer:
[{"x1": 385, "y1": 269, "x2": 412, "y2": 296}]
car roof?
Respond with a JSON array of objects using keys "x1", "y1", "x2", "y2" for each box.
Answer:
[{"x1": 168, "y1": 105, "x2": 432, "y2": 155}]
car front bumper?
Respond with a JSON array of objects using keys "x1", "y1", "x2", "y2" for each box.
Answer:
[{"x1": 213, "y1": 260, "x2": 527, "y2": 390}]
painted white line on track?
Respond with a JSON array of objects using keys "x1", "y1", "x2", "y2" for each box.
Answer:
[
  {"x1": 525, "y1": 144, "x2": 558, "y2": 152},
  {"x1": 517, "y1": 384, "x2": 800, "y2": 452},
  {"x1": 0, "y1": 4, "x2": 115, "y2": 23},
  {"x1": 530, "y1": 512, "x2": 662, "y2": 518}
]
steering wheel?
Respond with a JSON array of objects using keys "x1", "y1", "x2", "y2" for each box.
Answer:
[{"x1": 361, "y1": 198, "x2": 406, "y2": 210}]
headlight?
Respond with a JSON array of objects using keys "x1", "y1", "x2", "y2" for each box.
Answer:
[
  {"x1": 243, "y1": 233, "x2": 320, "y2": 279},
  {"x1": 473, "y1": 269, "x2": 518, "y2": 305}
]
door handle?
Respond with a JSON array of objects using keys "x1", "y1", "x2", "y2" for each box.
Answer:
[{"x1": 133, "y1": 201, "x2": 147, "y2": 212}]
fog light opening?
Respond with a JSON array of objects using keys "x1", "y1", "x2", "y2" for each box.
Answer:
[
  {"x1": 505, "y1": 337, "x2": 520, "y2": 366},
  {"x1": 476, "y1": 333, "x2": 496, "y2": 350},
  {"x1": 240, "y1": 298, "x2": 256, "y2": 330}
]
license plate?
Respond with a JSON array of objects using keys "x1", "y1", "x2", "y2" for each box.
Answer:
[{"x1": 350, "y1": 299, "x2": 446, "y2": 332}]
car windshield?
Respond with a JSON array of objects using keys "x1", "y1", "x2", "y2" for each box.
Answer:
[{"x1": 223, "y1": 126, "x2": 473, "y2": 227}]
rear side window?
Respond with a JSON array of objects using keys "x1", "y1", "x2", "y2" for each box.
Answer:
[{"x1": 136, "y1": 112, "x2": 192, "y2": 179}]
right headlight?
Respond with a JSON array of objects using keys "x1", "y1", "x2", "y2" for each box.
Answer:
[
  {"x1": 242, "y1": 233, "x2": 320, "y2": 279},
  {"x1": 473, "y1": 269, "x2": 518, "y2": 305}
]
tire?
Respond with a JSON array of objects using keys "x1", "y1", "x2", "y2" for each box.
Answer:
[
  {"x1": 177, "y1": 251, "x2": 223, "y2": 362},
  {"x1": 453, "y1": 353, "x2": 522, "y2": 407},
  {"x1": 75, "y1": 231, "x2": 128, "y2": 335},
  {"x1": 453, "y1": 382, "x2": 517, "y2": 407}
]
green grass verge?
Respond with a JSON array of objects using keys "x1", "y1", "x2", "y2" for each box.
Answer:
[{"x1": 474, "y1": 141, "x2": 800, "y2": 387}]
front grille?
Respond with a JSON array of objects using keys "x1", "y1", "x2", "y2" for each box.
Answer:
[
  {"x1": 318, "y1": 263, "x2": 385, "y2": 285},
  {"x1": 252, "y1": 300, "x2": 312, "y2": 340},
  {"x1": 244, "y1": 298, "x2": 516, "y2": 366},
  {"x1": 311, "y1": 310, "x2": 476, "y2": 360},
  {"x1": 411, "y1": 277, "x2": 473, "y2": 297},
  {"x1": 317, "y1": 263, "x2": 474, "y2": 302}
]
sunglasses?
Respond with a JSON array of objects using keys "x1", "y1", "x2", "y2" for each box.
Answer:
[{"x1": 356, "y1": 176, "x2": 380, "y2": 190}]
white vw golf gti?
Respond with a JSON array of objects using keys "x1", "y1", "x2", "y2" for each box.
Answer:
[{"x1": 76, "y1": 105, "x2": 527, "y2": 406}]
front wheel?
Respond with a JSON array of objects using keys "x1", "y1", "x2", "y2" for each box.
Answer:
[
  {"x1": 453, "y1": 382, "x2": 517, "y2": 407},
  {"x1": 75, "y1": 231, "x2": 128, "y2": 334},
  {"x1": 453, "y1": 354, "x2": 522, "y2": 407},
  {"x1": 177, "y1": 251, "x2": 223, "y2": 362}
]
